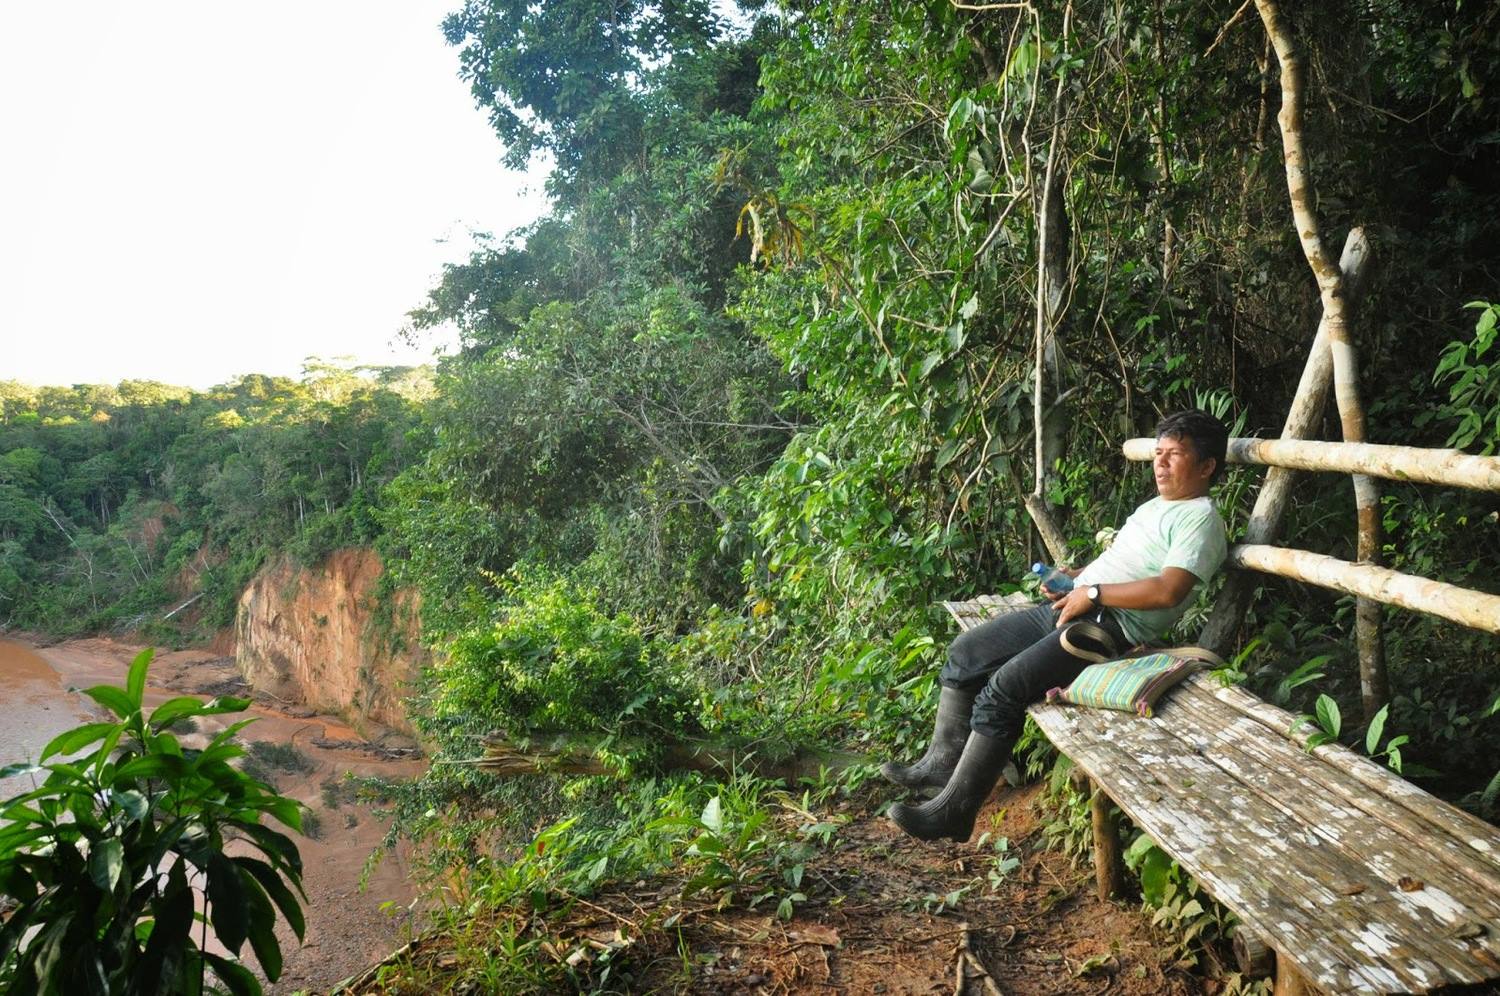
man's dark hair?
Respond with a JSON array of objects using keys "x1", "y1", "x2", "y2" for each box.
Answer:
[{"x1": 1156, "y1": 409, "x2": 1229, "y2": 481}]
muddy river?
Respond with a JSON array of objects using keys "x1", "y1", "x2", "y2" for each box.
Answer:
[{"x1": 0, "y1": 640, "x2": 98, "y2": 796}]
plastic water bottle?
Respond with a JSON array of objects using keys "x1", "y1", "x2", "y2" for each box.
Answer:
[{"x1": 1031, "y1": 562, "x2": 1075, "y2": 595}]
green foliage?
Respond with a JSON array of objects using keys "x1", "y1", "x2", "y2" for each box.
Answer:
[
  {"x1": 379, "y1": 771, "x2": 847, "y2": 991},
  {"x1": 0, "y1": 649, "x2": 306, "y2": 995},
  {"x1": 1039, "y1": 757, "x2": 1094, "y2": 865},
  {"x1": 973, "y1": 832, "x2": 1022, "y2": 890},
  {"x1": 1432, "y1": 302, "x2": 1500, "y2": 454},
  {"x1": 0, "y1": 364, "x2": 428, "y2": 638},
  {"x1": 426, "y1": 569, "x2": 673, "y2": 744},
  {"x1": 1123, "y1": 834, "x2": 1236, "y2": 969}
]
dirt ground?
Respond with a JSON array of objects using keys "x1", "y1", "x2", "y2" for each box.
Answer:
[
  {"x1": 10, "y1": 637, "x2": 427, "y2": 995},
  {"x1": 351, "y1": 780, "x2": 1214, "y2": 996},
  {"x1": 626, "y1": 784, "x2": 1206, "y2": 995}
]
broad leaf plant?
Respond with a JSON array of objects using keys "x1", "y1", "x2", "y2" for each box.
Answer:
[{"x1": 0, "y1": 649, "x2": 306, "y2": 995}]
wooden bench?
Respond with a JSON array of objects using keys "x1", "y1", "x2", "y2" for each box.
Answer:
[
  {"x1": 944, "y1": 423, "x2": 1500, "y2": 993},
  {"x1": 949, "y1": 593, "x2": 1500, "y2": 994}
]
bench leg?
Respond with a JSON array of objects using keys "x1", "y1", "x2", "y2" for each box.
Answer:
[
  {"x1": 1089, "y1": 781, "x2": 1125, "y2": 900},
  {"x1": 1272, "y1": 955, "x2": 1318, "y2": 995},
  {"x1": 1233, "y1": 929, "x2": 1275, "y2": 978}
]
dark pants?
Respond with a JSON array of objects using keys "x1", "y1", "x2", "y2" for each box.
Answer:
[{"x1": 940, "y1": 603, "x2": 1127, "y2": 740}]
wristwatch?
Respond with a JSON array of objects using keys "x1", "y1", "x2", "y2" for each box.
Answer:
[{"x1": 1086, "y1": 585, "x2": 1102, "y2": 606}]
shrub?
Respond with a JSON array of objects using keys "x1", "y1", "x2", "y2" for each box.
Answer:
[
  {"x1": 427, "y1": 571, "x2": 659, "y2": 738},
  {"x1": 0, "y1": 649, "x2": 306, "y2": 995},
  {"x1": 244, "y1": 740, "x2": 315, "y2": 776}
]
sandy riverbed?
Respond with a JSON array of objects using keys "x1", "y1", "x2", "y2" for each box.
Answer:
[{"x1": 0, "y1": 637, "x2": 426, "y2": 993}]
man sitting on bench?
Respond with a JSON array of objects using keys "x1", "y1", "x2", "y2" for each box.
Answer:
[{"x1": 886, "y1": 409, "x2": 1230, "y2": 842}]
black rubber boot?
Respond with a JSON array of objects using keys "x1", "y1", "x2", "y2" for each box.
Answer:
[
  {"x1": 880, "y1": 686, "x2": 975, "y2": 795},
  {"x1": 888, "y1": 731, "x2": 1011, "y2": 843}
]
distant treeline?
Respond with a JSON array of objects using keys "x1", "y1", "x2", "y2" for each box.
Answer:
[{"x1": 0, "y1": 366, "x2": 430, "y2": 637}]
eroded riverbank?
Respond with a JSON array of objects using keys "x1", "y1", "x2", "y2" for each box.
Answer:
[{"x1": 0, "y1": 637, "x2": 425, "y2": 993}]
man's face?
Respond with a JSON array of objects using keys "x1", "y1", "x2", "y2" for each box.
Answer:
[{"x1": 1153, "y1": 434, "x2": 1215, "y2": 500}]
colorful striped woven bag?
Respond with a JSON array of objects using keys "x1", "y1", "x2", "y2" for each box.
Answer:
[{"x1": 1044, "y1": 646, "x2": 1220, "y2": 718}]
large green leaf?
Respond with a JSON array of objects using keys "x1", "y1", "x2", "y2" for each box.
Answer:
[
  {"x1": 147, "y1": 696, "x2": 212, "y2": 731},
  {"x1": 253, "y1": 796, "x2": 304, "y2": 833},
  {"x1": 1365, "y1": 704, "x2": 1389, "y2": 755},
  {"x1": 3, "y1": 783, "x2": 99, "y2": 812},
  {"x1": 92, "y1": 726, "x2": 124, "y2": 776},
  {"x1": 0, "y1": 822, "x2": 52, "y2": 856},
  {"x1": 81, "y1": 685, "x2": 135, "y2": 720},
  {"x1": 112, "y1": 753, "x2": 187, "y2": 784},
  {"x1": 1314, "y1": 694, "x2": 1342, "y2": 739},
  {"x1": 125, "y1": 648, "x2": 153, "y2": 710},
  {"x1": 39, "y1": 721, "x2": 118, "y2": 762},
  {"x1": 239, "y1": 872, "x2": 282, "y2": 980},
  {"x1": 0, "y1": 800, "x2": 47, "y2": 825},
  {"x1": 206, "y1": 853, "x2": 249, "y2": 952},
  {"x1": 203, "y1": 952, "x2": 264, "y2": 996},
  {"x1": 235, "y1": 823, "x2": 304, "y2": 879},
  {"x1": 0, "y1": 890, "x2": 38, "y2": 965},
  {"x1": 24, "y1": 913, "x2": 75, "y2": 992},
  {"x1": 202, "y1": 719, "x2": 258, "y2": 754},
  {"x1": 134, "y1": 867, "x2": 194, "y2": 996},
  {"x1": 188, "y1": 742, "x2": 245, "y2": 770},
  {"x1": 88, "y1": 838, "x2": 123, "y2": 892},
  {"x1": 114, "y1": 789, "x2": 150, "y2": 823},
  {"x1": 233, "y1": 855, "x2": 306, "y2": 938}
]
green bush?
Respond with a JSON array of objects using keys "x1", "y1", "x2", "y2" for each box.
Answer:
[
  {"x1": 244, "y1": 740, "x2": 315, "y2": 776},
  {"x1": 428, "y1": 571, "x2": 660, "y2": 738},
  {"x1": 0, "y1": 649, "x2": 306, "y2": 995}
]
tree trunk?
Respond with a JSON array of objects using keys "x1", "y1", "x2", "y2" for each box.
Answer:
[
  {"x1": 465, "y1": 733, "x2": 870, "y2": 784},
  {"x1": 1032, "y1": 125, "x2": 1069, "y2": 506},
  {"x1": 1195, "y1": 229, "x2": 1371, "y2": 656},
  {"x1": 1253, "y1": 0, "x2": 1386, "y2": 719},
  {"x1": 1024, "y1": 493, "x2": 1071, "y2": 566},
  {"x1": 1028, "y1": 12, "x2": 1073, "y2": 560}
]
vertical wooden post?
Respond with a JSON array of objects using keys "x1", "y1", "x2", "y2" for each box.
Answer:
[
  {"x1": 1272, "y1": 955, "x2": 1319, "y2": 996},
  {"x1": 1197, "y1": 229, "x2": 1371, "y2": 656},
  {"x1": 1090, "y1": 783, "x2": 1125, "y2": 900},
  {"x1": 1234, "y1": 930, "x2": 1275, "y2": 978}
]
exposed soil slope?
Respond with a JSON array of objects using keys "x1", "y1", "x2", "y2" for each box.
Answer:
[{"x1": 236, "y1": 548, "x2": 425, "y2": 734}]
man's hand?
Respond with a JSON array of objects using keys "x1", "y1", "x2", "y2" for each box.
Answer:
[
  {"x1": 1052, "y1": 586, "x2": 1094, "y2": 627},
  {"x1": 1050, "y1": 567, "x2": 1203, "y2": 627},
  {"x1": 1040, "y1": 565, "x2": 1082, "y2": 602}
]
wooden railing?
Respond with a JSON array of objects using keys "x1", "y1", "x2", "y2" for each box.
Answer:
[{"x1": 1122, "y1": 436, "x2": 1500, "y2": 492}]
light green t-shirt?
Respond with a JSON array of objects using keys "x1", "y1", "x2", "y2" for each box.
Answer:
[{"x1": 1075, "y1": 495, "x2": 1228, "y2": 645}]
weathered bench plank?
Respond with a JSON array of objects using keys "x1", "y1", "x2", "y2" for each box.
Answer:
[
  {"x1": 1174, "y1": 682, "x2": 1500, "y2": 900},
  {"x1": 1036, "y1": 699, "x2": 1450, "y2": 992},
  {"x1": 943, "y1": 598, "x2": 1500, "y2": 994}
]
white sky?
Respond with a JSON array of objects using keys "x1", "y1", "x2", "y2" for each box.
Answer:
[{"x1": 0, "y1": 1, "x2": 549, "y2": 390}]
